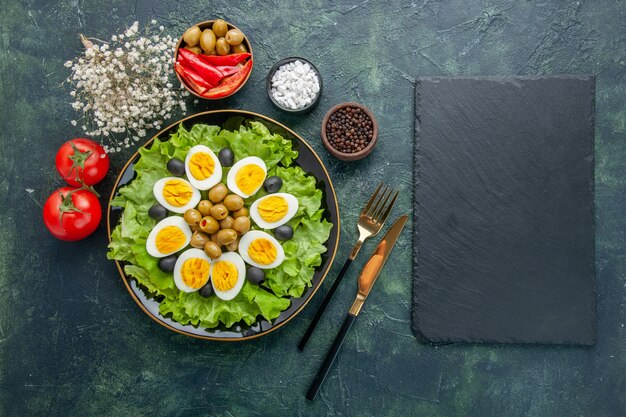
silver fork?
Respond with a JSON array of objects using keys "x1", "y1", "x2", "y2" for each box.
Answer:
[{"x1": 298, "y1": 182, "x2": 399, "y2": 350}]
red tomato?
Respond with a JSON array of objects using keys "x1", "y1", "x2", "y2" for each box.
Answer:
[
  {"x1": 43, "y1": 187, "x2": 102, "y2": 241},
  {"x1": 55, "y1": 138, "x2": 110, "y2": 186}
]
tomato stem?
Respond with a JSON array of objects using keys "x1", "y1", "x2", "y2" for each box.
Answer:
[
  {"x1": 76, "y1": 180, "x2": 100, "y2": 198},
  {"x1": 66, "y1": 142, "x2": 93, "y2": 184},
  {"x1": 58, "y1": 189, "x2": 88, "y2": 226}
]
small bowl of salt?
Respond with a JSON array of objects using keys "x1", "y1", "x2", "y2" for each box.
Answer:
[{"x1": 266, "y1": 57, "x2": 322, "y2": 114}]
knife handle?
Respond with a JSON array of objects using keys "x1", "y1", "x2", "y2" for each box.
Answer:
[
  {"x1": 298, "y1": 258, "x2": 353, "y2": 351},
  {"x1": 306, "y1": 313, "x2": 356, "y2": 401}
]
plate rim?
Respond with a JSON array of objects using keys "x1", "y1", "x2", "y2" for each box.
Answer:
[{"x1": 106, "y1": 109, "x2": 340, "y2": 341}]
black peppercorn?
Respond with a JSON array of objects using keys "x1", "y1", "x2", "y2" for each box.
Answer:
[{"x1": 326, "y1": 107, "x2": 373, "y2": 153}]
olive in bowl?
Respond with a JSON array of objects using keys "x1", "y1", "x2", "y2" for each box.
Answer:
[{"x1": 175, "y1": 19, "x2": 254, "y2": 100}]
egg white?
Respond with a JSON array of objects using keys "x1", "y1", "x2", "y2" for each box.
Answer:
[
  {"x1": 173, "y1": 248, "x2": 212, "y2": 292},
  {"x1": 238, "y1": 230, "x2": 285, "y2": 269},
  {"x1": 146, "y1": 216, "x2": 192, "y2": 258},
  {"x1": 226, "y1": 156, "x2": 267, "y2": 198},
  {"x1": 250, "y1": 193, "x2": 299, "y2": 229},
  {"x1": 184, "y1": 145, "x2": 223, "y2": 190},
  {"x1": 153, "y1": 177, "x2": 201, "y2": 213},
  {"x1": 210, "y1": 251, "x2": 246, "y2": 300}
]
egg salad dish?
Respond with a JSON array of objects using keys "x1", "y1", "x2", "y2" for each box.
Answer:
[{"x1": 107, "y1": 119, "x2": 333, "y2": 329}]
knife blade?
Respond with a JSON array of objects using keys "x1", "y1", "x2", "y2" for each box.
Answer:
[{"x1": 306, "y1": 214, "x2": 408, "y2": 401}]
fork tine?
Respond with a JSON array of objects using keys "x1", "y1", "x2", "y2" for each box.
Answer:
[
  {"x1": 362, "y1": 182, "x2": 384, "y2": 216},
  {"x1": 375, "y1": 189, "x2": 399, "y2": 225},
  {"x1": 371, "y1": 187, "x2": 394, "y2": 220},
  {"x1": 366, "y1": 185, "x2": 390, "y2": 219}
]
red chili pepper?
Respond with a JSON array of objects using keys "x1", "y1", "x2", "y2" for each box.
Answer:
[
  {"x1": 177, "y1": 49, "x2": 225, "y2": 87},
  {"x1": 216, "y1": 65, "x2": 243, "y2": 77},
  {"x1": 202, "y1": 59, "x2": 253, "y2": 99},
  {"x1": 174, "y1": 62, "x2": 212, "y2": 95},
  {"x1": 195, "y1": 53, "x2": 251, "y2": 67}
]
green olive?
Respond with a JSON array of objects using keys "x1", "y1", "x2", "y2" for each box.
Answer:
[
  {"x1": 210, "y1": 233, "x2": 219, "y2": 244},
  {"x1": 225, "y1": 29, "x2": 244, "y2": 46},
  {"x1": 226, "y1": 237, "x2": 240, "y2": 252},
  {"x1": 208, "y1": 183, "x2": 228, "y2": 203},
  {"x1": 223, "y1": 194, "x2": 244, "y2": 211},
  {"x1": 183, "y1": 26, "x2": 202, "y2": 47},
  {"x1": 215, "y1": 37, "x2": 230, "y2": 56},
  {"x1": 184, "y1": 45, "x2": 202, "y2": 54},
  {"x1": 232, "y1": 216, "x2": 251, "y2": 234},
  {"x1": 190, "y1": 231, "x2": 210, "y2": 248},
  {"x1": 199, "y1": 216, "x2": 220, "y2": 234},
  {"x1": 220, "y1": 216, "x2": 235, "y2": 230},
  {"x1": 197, "y1": 200, "x2": 213, "y2": 217},
  {"x1": 230, "y1": 43, "x2": 247, "y2": 54},
  {"x1": 203, "y1": 241, "x2": 222, "y2": 259},
  {"x1": 212, "y1": 19, "x2": 228, "y2": 37},
  {"x1": 217, "y1": 229, "x2": 238, "y2": 246},
  {"x1": 210, "y1": 204, "x2": 228, "y2": 220},
  {"x1": 232, "y1": 207, "x2": 249, "y2": 218},
  {"x1": 204, "y1": 49, "x2": 217, "y2": 56},
  {"x1": 199, "y1": 29, "x2": 216, "y2": 52},
  {"x1": 184, "y1": 209, "x2": 202, "y2": 226}
]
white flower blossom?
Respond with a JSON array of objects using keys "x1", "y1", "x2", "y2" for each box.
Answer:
[{"x1": 64, "y1": 21, "x2": 185, "y2": 154}]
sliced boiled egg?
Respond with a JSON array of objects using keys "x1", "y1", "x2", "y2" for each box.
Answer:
[
  {"x1": 250, "y1": 193, "x2": 299, "y2": 229},
  {"x1": 226, "y1": 156, "x2": 267, "y2": 198},
  {"x1": 184, "y1": 145, "x2": 222, "y2": 190},
  {"x1": 238, "y1": 230, "x2": 285, "y2": 269},
  {"x1": 210, "y1": 252, "x2": 246, "y2": 300},
  {"x1": 146, "y1": 216, "x2": 192, "y2": 258},
  {"x1": 173, "y1": 248, "x2": 212, "y2": 292},
  {"x1": 153, "y1": 177, "x2": 201, "y2": 213}
]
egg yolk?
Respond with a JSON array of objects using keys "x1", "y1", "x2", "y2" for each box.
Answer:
[
  {"x1": 258, "y1": 196, "x2": 289, "y2": 223},
  {"x1": 212, "y1": 261, "x2": 238, "y2": 291},
  {"x1": 155, "y1": 226, "x2": 187, "y2": 254},
  {"x1": 181, "y1": 258, "x2": 210, "y2": 289},
  {"x1": 247, "y1": 238, "x2": 278, "y2": 265},
  {"x1": 235, "y1": 165, "x2": 265, "y2": 195},
  {"x1": 163, "y1": 179, "x2": 193, "y2": 207},
  {"x1": 189, "y1": 152, "x2": 215, "y2": 180}
]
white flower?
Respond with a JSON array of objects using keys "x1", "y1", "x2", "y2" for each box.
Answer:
[{"x1": 65, "y1": 21, "x2": 187, "y2": 153}]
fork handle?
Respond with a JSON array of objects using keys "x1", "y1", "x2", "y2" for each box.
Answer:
[
  {"x1": 349, "y1": 239, "x2": 364, "y2": 259},
  {"x1": 298, "y1": 257, "x2": 353, "y2": 351},
  {"x1": 306, "y1": 313, "x2": 357, "y2": 401}
]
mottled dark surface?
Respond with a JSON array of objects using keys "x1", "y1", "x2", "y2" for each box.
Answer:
[
  {"x1": 413, "y1": 76, "x2": 596, "y2": 345},
  {"x1": 0, "y1": 0, "x2": 624, "y2": 416}
]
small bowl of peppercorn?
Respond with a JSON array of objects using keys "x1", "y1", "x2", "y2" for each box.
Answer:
[{"x1": 321, "y1": 102, "x2": 378, "y2": 161}]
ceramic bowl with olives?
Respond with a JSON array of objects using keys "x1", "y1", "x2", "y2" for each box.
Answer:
[{"x1": 174, "y1": 19, "x2": 254, "y2": 100}]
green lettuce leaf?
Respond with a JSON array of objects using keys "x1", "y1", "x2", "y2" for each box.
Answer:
[{"x1": 107, "y1": 119, "x2": 331, "y2": 329}]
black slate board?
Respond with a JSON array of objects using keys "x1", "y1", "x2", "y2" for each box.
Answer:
[{"x1": 412, "y1": 76, "x2": 596, "y2": 345}]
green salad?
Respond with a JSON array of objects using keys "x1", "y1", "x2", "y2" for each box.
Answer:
[{"x1": 107, "y1": 118, "x2": 333, "y2": 329}]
